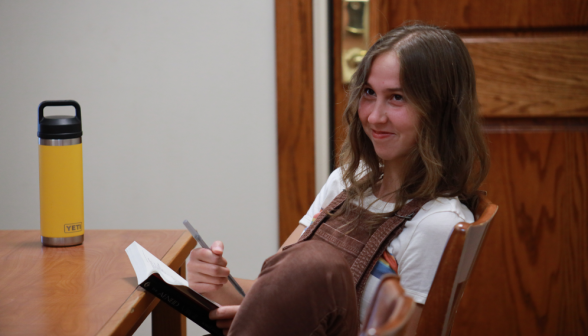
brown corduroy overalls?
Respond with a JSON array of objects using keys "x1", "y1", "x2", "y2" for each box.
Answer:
[
  {"x1": 287, "y1": 190, "x2": 428, "y2": 307},
  {"x1": 228, "y1": 191, "x2": 427, "y2": 336}
]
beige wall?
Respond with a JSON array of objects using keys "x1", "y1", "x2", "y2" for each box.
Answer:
[{"x1": 0, "y1": 1, "x2": 277, "y2": 335}]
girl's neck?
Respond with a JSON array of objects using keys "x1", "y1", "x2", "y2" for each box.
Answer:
[{"x1": 374, "y1": 164, "x2": 404, "y2": 203}]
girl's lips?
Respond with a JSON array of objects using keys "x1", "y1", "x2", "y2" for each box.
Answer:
[{"x1": 371, "y1": 130, "x2": 394, "y2": 139}]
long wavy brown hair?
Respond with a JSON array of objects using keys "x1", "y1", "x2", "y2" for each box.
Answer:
[{"x1": 334, "y1": 23, "x2": 489, "y2": 227}]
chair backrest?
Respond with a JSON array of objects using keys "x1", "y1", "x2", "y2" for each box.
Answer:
[
  {"x1": 359, "y1": 275, "x2": 416, "y2": 336},
  {"x1": 416, "y1": 193, "x2": 498, "y2": 336}
]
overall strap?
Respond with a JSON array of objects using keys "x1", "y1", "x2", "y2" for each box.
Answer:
[
  {"x1": 281, "y1": 190, "x2": 348, "y2": 252},
  {"x1": 297, "y1": 190, "x2": 348, "y2": 242},
  {"x1": 352, "y1": 198, "x2": 430, "y2": 298}
]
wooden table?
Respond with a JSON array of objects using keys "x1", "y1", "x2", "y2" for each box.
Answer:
[{"x1": 0, "y1": 230, "x2": 196, "y2": 335}]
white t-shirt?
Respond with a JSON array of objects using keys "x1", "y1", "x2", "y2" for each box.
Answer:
[{"x1": 299, "y1": 168, "x2": 474, "y2": 318}]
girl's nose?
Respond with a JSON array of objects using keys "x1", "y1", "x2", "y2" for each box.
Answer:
[{"x1": 367, "y1": 100, "x2": 387, "y2": 124}]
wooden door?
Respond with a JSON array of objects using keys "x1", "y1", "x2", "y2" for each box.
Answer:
[{"x1": 332, "y1": 1, "x2": 588, "y2": 335}]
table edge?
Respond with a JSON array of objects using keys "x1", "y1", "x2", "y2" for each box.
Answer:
[{"x1": 95, "y1": 231, "x2": 196, "y2": 336}]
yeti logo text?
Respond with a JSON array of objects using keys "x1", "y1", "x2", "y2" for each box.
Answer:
[{"x1": 64, "y1": 223, "x2": 82, "y2": 233}]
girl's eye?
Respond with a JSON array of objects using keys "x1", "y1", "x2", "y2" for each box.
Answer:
[
  {"x1": 364, "y1": 88, "x2": 375, "y2": 96},
  {"x1": 392, "y1": 94, "x2": 404, "y2": 101}
]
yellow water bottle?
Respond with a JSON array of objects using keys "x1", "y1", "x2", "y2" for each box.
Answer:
[{"x1": 38, "y1": 100, "x2": 84, "y2": 247}]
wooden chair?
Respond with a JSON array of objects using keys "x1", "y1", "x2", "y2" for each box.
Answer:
[
  {"x1": 359, "y1": 275, "x2": 416, "y2": 336},
  {"x1": 416, "y1": 193, "x2": 498, "y2": 336}
]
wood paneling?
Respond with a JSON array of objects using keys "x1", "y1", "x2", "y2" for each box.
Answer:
[
  {"x1": 561, "y1": 131, "x2": 588, "y2": 335},
  {"x1": 452, "y1": 119, "x2": 588, "y2": 335},
  {"x1": 465, "y1": 37, "x2": 588, "y2": 118},
  {"x1": 276, "y1": 0, "x2": 315, "y2": 244},
  {"x1": 381, "y1": 0, "x2": 588, "y2": 30},
  {"x1": 370, "y1": 0, "x2": 392, "y2": 44}
]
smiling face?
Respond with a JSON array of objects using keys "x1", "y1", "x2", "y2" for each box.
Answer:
[{"x1": 358, "y1": 51, "x2": 420, "y2": 168}]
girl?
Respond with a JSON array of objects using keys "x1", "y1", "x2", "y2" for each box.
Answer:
[{"x1": 188, "y1": 23, "x2": 489, "y2": 336}]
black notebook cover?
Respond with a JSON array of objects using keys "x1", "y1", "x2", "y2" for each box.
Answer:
[{"x1": 141, "y1": 273, "x2": 224, "y2": 336}]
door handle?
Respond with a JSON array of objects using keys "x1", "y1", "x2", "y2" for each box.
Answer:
[{"x1": 341, "y1": 0, "x2": 370, "y2": 84}]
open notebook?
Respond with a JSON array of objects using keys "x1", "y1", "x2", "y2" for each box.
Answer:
[{"x1": 126, "y1": 241, "x2": 223, "y2": 336}]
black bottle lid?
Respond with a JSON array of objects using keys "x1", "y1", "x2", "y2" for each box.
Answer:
[{"x1": 38, "y1": 100, "x2": 83, "y2": 139}]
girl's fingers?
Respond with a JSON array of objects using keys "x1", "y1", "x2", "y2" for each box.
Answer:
[
  {"x1": 188, "y1": 282, "x2": 224, "y2": 293},
  {"x1": 211, "y1": 240, "x2": 224, "y2": 255},
  {"x1": 209, "y1": 305, "x2": 239, "y2": 320},
  {"x1": 216, "y1": 319, "x2": 233, "y2": 329},
  {"x1": 186, "y1": 243, "x2": 231, "y2": 294},
  {"x1": 190, "y1": 247, "x2": 228, "y2": 266},
  {"x1": 187, "y1": 260, "x2": 230, "y2": 278},
  {"x1": 190, "y1": 272, "x2": 229, "y2": 286}
]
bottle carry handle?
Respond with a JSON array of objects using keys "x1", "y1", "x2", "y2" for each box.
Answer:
[{"x1": 38, "y1": 100, "x2": 81, "y2": 123}]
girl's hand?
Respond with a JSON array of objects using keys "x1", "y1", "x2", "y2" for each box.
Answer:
[
  {"x1": 187, "y1": 241, "x2": 231, "y2": 293},
  {"x1": 210, "y1": 305, "x2": 240, "y2": 335}
]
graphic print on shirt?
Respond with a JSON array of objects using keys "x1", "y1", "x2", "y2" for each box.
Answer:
[{"x1": 372, "y1": 251, "x2": 398, "y2": 278}]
